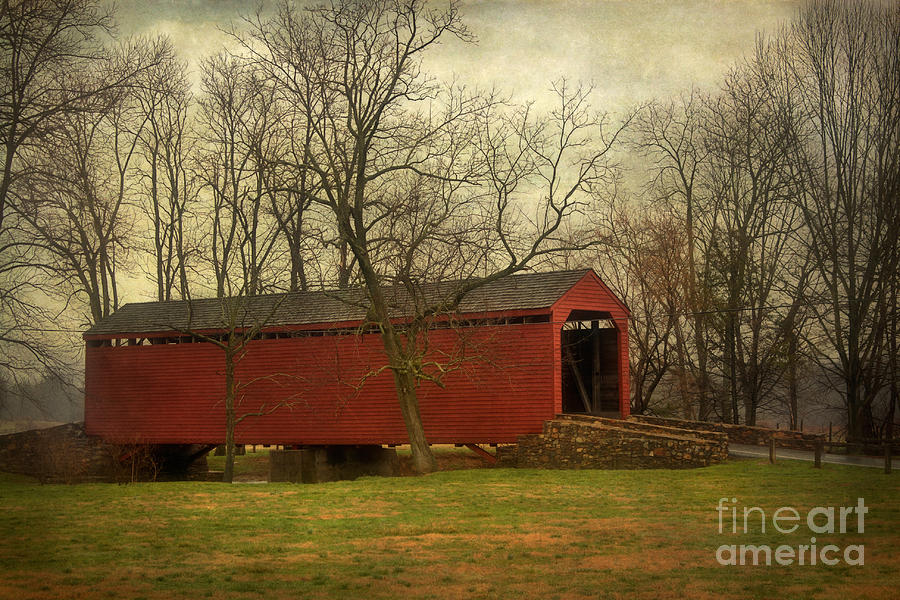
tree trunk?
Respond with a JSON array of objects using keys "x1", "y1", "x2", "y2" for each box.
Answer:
[
  {"x1": 846, "y1": 362, "x2": 863, "y2": 445},
  {"x1": 338, "y1": 242, "x2": 350, "y2": 289},
  {"x1": 393, "y1": 368, "x2": 436, "y2": 474},
  {"x1": 685, "y1": 184, "x2": 704, "y2": 420},
  {"x1": 353, "y1": 244, "x2": 436, "y2": 474},
  {"x1": 787, "y1": 328, "x2": 799, "y2": 431},
  {"x1": 886, "y1": 279, "x2": 898, "y2": 441},
  {"x1": 672, "y1": 323, "x2": 694, "y2": 421},
  {"x1": 726, "y1": 314, "x2": 740, "y2": 424},
  {"x1": 693, "y1": 319, "x2": 712, "y2": 420},
  {"x1": 743, "y1": 390, "x2": 757, "y2": 426},
  {"x1": 887, "y1": 385, "x2": 897, "y2": 442},
  {"x1": 632, "y1": 366, "x2": 645, "y2": 415},
  {"x1": 378, "y1": 321, "x2": 436, "y2": 474}
]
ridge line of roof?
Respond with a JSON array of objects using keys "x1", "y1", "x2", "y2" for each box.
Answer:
[{"x1": 114, "y1": 268, "x2": 594, "y2": 308}]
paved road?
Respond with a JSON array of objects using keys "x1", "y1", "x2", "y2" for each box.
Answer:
[{"x1": 729, "y1": 443, "x2": 891, "y2": 469}]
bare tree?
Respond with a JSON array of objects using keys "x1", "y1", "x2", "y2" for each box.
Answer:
[
  {"x1": 14, "y1": 40, "x2": 164, "y2": 325},
  {"x1": 266, "y1": 151, "x2": 320, "y2": 293},
  {"x1": 594, "y1": 202, "x2": 679, "y2": 416},
  {"x1": 783, "y1": 0, "x2": 900, "y2": 442},
  {"x1": 195, "y1": 53, "x2": 291, "y2": 297},
  {"x1": 630, "y1": 91, "x2": 718, "y2": 420},
  {"x1": 0, "y1": 0, "x2": 124, "y2": 407},
  {"x1": 700, "y1": 53, "x2": 804, "y2": 426},
  {"x1": 175, "y1": 294, "x2": 290, "y2": 484},
  {"x1": 0, "y1": 0, "x2": 118, "y2": 232},
  {"x1": 134, "y1": 37, "x2": 195, "y2": 301},
  {"x1": 238, "y1": 0, "x2": 630, "y2": 473}
]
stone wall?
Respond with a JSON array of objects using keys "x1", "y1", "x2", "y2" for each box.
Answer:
[
  {"x1": 0, "y1": 423, "x2": 209, "y2": 483},
  {"x1": 560, "y1": 413, "x2": 727, "y2": 443},
  {"x1": 504, "y1": 416, "x2": 728, "y2": 470},
  {"x1": 0, "y1": 423, "x2": 118, "y2": 482},
  {"x1": 628, "y1": 415, "x2": 825, "y2": 450}
]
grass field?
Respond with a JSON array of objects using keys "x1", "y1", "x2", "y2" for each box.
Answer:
[{"x1": 0, "y1": 455, "x2": 897, "y2": 600}]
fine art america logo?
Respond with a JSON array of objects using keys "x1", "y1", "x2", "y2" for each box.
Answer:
[{"x1": 715, "y1": 497, "x2": 866, "y2": 566}]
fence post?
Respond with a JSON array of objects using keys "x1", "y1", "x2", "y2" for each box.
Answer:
[
  {"x1": 769, "y1": 437, "x2": 776, "y2": 464},
  {"x1": 828, "y1": 422, "x2": 832, "y2": 442},
  {"x1": 814, "y1": 440, "x2": 822, "y2": 469},
  {"x1": 886, "y1": 443, "x2": 892, "y2": 475}
]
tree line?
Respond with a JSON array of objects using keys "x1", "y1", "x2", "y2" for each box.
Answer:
[
  {"x1": 593, "y1": 0, "x2": 899, "y2": 443},
  {"x1": 0, "y1": 0, "x2": 897, "y2": 468}
]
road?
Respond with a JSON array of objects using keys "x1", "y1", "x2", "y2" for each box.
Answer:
[{"x1": 728, "y1": 443, "x2": 891, "y2": 470}]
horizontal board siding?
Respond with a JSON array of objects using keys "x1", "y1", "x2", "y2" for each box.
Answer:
[
  {"x1": 551, "y1": 272, "x2": 629, "y2": 320},
  {"x1": 85, "y1": 322, "x2": 556, "y2": 445}
]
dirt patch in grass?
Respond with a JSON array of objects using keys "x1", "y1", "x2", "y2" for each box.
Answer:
[
  {"x1": 576, "y1": 516, "x2": 642, "y2": 531},
  {"x1": 580, "y1": 548, "x2": 711, "y2": 571},
  {"x1": 632, "y1": 581, "x2": 744, "y2": 600},
  {"x1": 781, "y1": 582, "x2": 900, "y2": 600},
  {"x1": 200, "y1": 551, "x2": 322, "y2": 569},
  {"x1": 359, "y1": 532, "x2": 460, "y2": 552},
  {"x1": 348, "y1": 518, "x2": 651, "y2": 569},
  {"x1": 240, "y1": 489, "x2": 301, "y2": 498},
  {"x1": 396, "y1": 454, "x2": 490, "y2": 477},
  {"x1": 352, "y1": 540, "x2": 448, "y2": 563},
  {"x1": 0, "y1": 571, "x2": 153, "y2": 600},
  {"x1": 306, "y1": 511, "x2": 396, "y2": 520},
  {"x1": 393, "y1": 444, "x2": 496, "y2": 473},
  {"x1": 364, "y1": 562, "x2": 505, "y2": 600}
]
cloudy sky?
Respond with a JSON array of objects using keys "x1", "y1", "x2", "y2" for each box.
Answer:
[{"x1": 116, "y1": 0, "x2": 802, "y2": 109}]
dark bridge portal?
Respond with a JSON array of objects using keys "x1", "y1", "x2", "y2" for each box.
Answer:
[{"x1": 561, "y1": 319, "x2": 620, "y2": 416}]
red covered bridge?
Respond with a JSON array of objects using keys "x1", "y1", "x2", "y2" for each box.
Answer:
[{"x1": 84, "y1": 269, "x2": 630, "y2": 447}]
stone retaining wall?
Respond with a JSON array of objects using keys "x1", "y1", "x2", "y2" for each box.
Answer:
[
  {"x1": 0, "y1": 423, "x2": 209, "y2": 483},
  {"x1": 504, "y1": 417, "x2": 728, "y2": 469},
  {"x1": 559, "y1": 414, "x2": 728, "y2": 443},
  {"x1": 0, "y1": 423, "x2": 120, "y2": 482},
  {"x1": 628, "y1": 415, "x2": 825, "y2": 450}
]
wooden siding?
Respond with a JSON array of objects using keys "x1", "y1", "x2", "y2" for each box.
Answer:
[
  {"x1": 84, "y1": 322, "x2": 557, "y2": 445},
  {"x1": 550, "y1": 271, "x2": 631, "y2": 418},
  {"x1": 615, "y1": 318, "x2": 631, "y2": 418}
]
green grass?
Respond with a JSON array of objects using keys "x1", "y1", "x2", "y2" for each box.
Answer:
[{"x1": 0, "y1": 458, "x2": 897, "y2": 599}]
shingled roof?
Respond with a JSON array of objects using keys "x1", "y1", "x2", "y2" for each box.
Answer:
[{"x1": 84, "y1": 269, "x2": 599, "y2": 337}]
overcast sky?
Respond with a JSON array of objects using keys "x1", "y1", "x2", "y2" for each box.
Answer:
[
  {"x1": 115, "y1": 0, "x2": 802, "y2": 109},
  {"x1": 105, "y1": 0, "x2": 803, "y2": 302}
]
